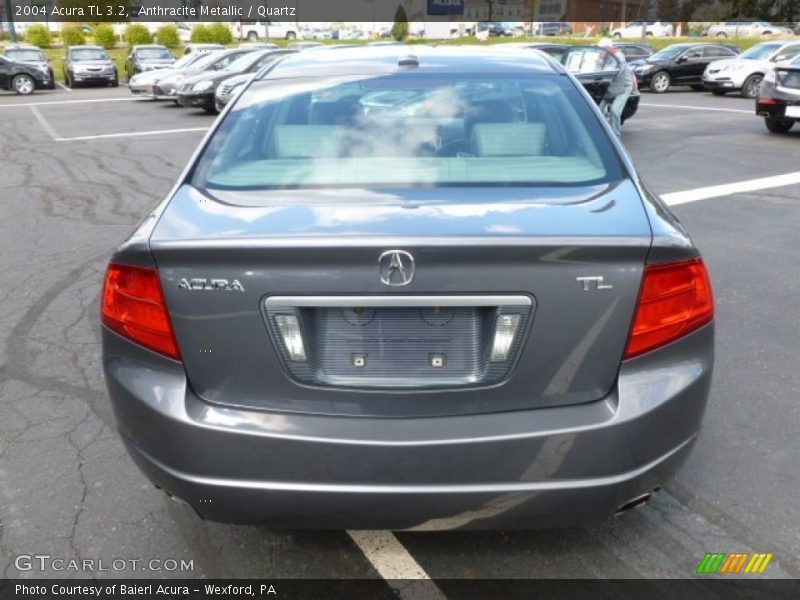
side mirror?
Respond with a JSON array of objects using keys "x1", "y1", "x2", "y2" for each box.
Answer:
[{"x1": 676, "y1": 56, "x2": 688, "y2": 63}]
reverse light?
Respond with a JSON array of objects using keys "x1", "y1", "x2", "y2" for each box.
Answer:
[
  {"x1": 274, "y1": 314, "x2": 306, "y2": 361},
  {"x1": 624, "y1": 258, "x2": 714, "y2": 359},
  {"x1": 490, "y1": 314, "x2": 522, "y2": 362},
  {"x1": 101, "y1": 263, "x2": 181, "y2": 361}
]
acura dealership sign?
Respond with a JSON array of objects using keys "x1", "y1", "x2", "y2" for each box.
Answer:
[{"x1": 428, "y1": 0, "x2": 464, "y2": 16}]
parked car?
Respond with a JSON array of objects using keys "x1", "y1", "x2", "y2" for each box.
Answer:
[
  {"x1": 1, "y1": 44, "x2": 54, "y2": 89},
  {"x1": 128, "y1": 51, "x2": 214, "y2": 99},
  {"x1": 125, "y1": 45, "x2": 176, "y2": 80},
  {"x1": 150, "y1": 48, "x2": 258, "y2": 101},
  {"x1": 633, "y1": 43, "x2": 739, "y2": 93},
  {"x1": 303, "y1": 28, "x2": 332, "y2": 40},
  {"x1": 183, "y1": 43, "x2": 225, "y2": 56},
  {"x1": 707, "y1": 20, "x2": 794, "y2": 37},
  {"x1": 613, "y1": 43, "x2": 654, "y2": 62},
  {"x1": 101, "y1": 46, "x2": 715, "y2": 530},
  {"x1": 756, "y1": 54, "x2": 800, "y2": 133},
  {"x1": 503, "y1": 44, "x2": 640, "y2": 122},
  {"x1": 63, "y1": 46, "x2": 118, "y2": 88},
  {"x1": 532, "y1": 22, "x2": 572, "y2": 36},
  {"x1": 703, "y1": 40, "x2": 800, "y2": 98},
  {"x1": 287, "y1": 41, "x2": 325, "y2": 50},
  {"x1": 476, "y1": 21, "x2": 514, "y2": 37},
  {"x1": 237, "y1": 42, "x2": 279, "y2": 50},
  {"x1": 177, "y1": 49, "x2": 295, "y2": 113},
  {"x1": 235, "y1": 20, "x2": 299, "y2": 41},
  {"x1": 611, "y1": 21, "x2": 674, "y2": 38},
  {"x1": 0, "y1": 52, "x2": 53, "y2": 94}
]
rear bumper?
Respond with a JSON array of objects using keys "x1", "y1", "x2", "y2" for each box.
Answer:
[{"x1": 103, "y1": 323, "x2": 713, "y2": 530}]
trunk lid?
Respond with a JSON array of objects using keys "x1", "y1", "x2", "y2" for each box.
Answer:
[{"x1": 150, "y1": 182, "x2": 652, "y2": 417}]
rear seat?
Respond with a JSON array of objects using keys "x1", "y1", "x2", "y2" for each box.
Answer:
[
  {"x1": 273, "y1": 125, "x2": 346, "y2": 158},
  {"x1": 471, "y1": 122, "x2": 547, "y2": 157}
]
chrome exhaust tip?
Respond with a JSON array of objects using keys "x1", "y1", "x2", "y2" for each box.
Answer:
[{"x1": 614, "y1": 489, "x2": 656, "y2": 516}]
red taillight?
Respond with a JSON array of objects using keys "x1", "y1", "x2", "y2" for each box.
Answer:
[
  {"x1": 624, "y1": 258, "x2": 714, "y2": 359},
  {"x1": 758, "y1": 97, "x2": 784, "y2": 105},
  {"x1": 102, "y1": 263, "x2": 181, "y2": 361}
]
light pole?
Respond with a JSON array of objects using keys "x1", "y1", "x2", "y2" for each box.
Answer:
[{"x1": 3, "y1": 0, "x2": 17, "y2": 43}]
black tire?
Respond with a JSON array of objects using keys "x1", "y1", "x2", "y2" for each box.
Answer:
[
  {"x1": 613, "y1": 33, "x2": 622, "y2": 39},
  {"x1": 11, "y1": 74, "x2": 35, "y2": 95},
  {"x1": 247, "y1": 31, "x2": 258, "y2": 41},
  {"x1": 286, "y1": 31, "x2": 297, "y2": 39},
  {"x1": 716, "y1": 32, "x2": 727, "y2": 38},
  {"x1": 649, "y1": 71, "x2": 671, "y2": 94},
  {"x1": 765, "y1": 118, "x2": 794, "y2": 133},
  {"x1": 203, "y1": 105, "x2": 219, "y2": 115},
  {"x1": 741, "y1": 74, "x2": 763, "y2": 99},
  {"x1": 111, "y1": 75, "x2": 119, "y2": 88},
  {"x1": 711, "y1": 89, "x2": 727, "y2": 96},
  {"x1": 67, "y1": 73, "x2": 76, "y2": 88},
  {"x1": 690, "y1": 84, "x2": 705, "y2": 92}
]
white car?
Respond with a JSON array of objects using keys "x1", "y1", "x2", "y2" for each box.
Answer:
[
  {"x1": 703, "y1": 40, "x2": 800, "y2": 97},
  {"x1": 611, "y1": 21, "x2": 674, "y2": 39},
  {"x1": 235, "y1": 20, "x2": 299, "y2": 41},
  {"x1": 707, "y1": 21, "x2": 795, "y2": 38}
]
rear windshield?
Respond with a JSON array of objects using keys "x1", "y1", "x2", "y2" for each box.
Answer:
[{"x1": 191, "y1": 73, "x2": 623, "y2": 190}]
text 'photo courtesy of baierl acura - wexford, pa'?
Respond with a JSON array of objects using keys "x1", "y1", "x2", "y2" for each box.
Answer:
[{"x1": 1, "y1": 1, "x2": 800, "y2": 598}]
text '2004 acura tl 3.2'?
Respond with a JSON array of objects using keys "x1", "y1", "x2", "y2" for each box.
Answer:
[{"x1": 101, "y1": 46, "x2": 714, "y2": 530}]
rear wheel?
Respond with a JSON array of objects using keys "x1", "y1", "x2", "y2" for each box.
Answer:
[
  {"x1": 12, "y1": 74, "x2": 35, "y2": 95},
  {"x1": 649, "y1": 71, "x2": 671, "y2": 94},
  {"x1": 247, "y1": 31, "x2": 258, "y2": 41},
  {"x1": 716, "y1": 32, "x2": 728, "y2": 38},
  {"x1": 765, "y1": 118, "x2": 794, "y2": 133},
  {"x1": 741, "y1": 74, "x2": 763, "y2": 99},
  {"x1": 286, "y1": 31, "x2": 297, "y2": 39},
  {"x1": 710, "y1": 89, "x2": 727, "y2": 96}
]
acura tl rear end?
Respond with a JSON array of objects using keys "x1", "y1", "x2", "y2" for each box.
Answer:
[{"x1": 101, "y1": 47, "x2": 714, "y2": 530}]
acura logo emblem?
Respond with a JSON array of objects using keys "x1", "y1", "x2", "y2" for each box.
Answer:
[{"x1": 378, "y1": 250, "x2": 415, "y2": 286}]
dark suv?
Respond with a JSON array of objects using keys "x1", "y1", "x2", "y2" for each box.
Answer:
[
  {"x1": 125, "y1": 45, "x2": 176, "y2": 80},
  {"x1": 0, "y1": 53, "x2": 53, "y2": 95},
  {"x1": 2, "y1": 45, "x2": 55, "y2": 89},
  {"x1": 633, "y1": 43, "x2": 739, "y2": 93},
  {"x1": 63, "y1": 46, "x2": 119, "y2": 88}
]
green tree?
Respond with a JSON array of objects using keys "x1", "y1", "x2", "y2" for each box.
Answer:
[
  {"x1": 207, "y1": 22, "x2": 233, "y2": 45},
  {"x1": 190, "y1": 24, "x2": 214, "y2": 43},
  {"x1": 93, "y1": 23, "x2": 116, "y2": 49},
  {"x1": 24, "y1": 24, "x2": 51, "y2": 48},
  {"x1": 391, "y1": 5, "x2": 409, "y2": 41},
  {"x1": 60, "y1": 25, "x2": 86, "y2": 46},
  {"x1": 657, "y1": 0, "x2": 682, "y2": 22},
  {"x1": 125, "y1": 24, "x2": 153, "y2": 46},
  {"x1": 155, "y1": 24, "x2": 180, "y2": 47}
]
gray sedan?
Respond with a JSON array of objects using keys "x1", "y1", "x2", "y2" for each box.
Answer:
[{"x1": 102, "y1": 46, "x2": 715, "y2": 530}]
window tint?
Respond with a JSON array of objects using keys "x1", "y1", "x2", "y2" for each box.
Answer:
[
  {"x1": 774, "y1": 46, "x2": 800, "y2": 62},
  {"x1": 191, "y1": 73, "x2": 624, "y2": 190}
]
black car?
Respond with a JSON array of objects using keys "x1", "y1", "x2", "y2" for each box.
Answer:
[
  {"x1": 476, "y1": 21, "x2": 514, "y2": 37},
  {"x1": 0, "y1": 53, "x2": 53, "y2": 95},
  {"x1": 177, "y1": 49, "x2": 295, "y2": 113},
  {"x1": 756, "y1": 59, "x2": 800, "y2": 133},
  {"x1": 125, "y1": 45, "x2": 176, "y2": 80},
  {"x1": 63, "y1": 46, "x2": 118, "y2": 88},
  {"x1": 523, "y1": 45, "x2": 640, "y2": 122},
  {"x1": 2, "y1": 45, "x2": 55, "y2": 89},
  {"x1": 534, "y1": 22, "x2": 573, "y2": 36},
  {"x1": 613, "y1": 43, "x2": 653, "y2": 62},
  {"x1": 632, "y1": 43, "x2": 739, "y2": 93}
]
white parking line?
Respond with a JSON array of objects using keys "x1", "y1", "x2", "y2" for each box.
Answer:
[
  {"x1": 56, "y1": 82, "x2": 72, "y2": 92},
  {"x1": 347, "y1": 531, "x2": 447, "y2": 599},
  {"x1": 640, "y1": 102, "x2": 752, "y2": 115},
  {"x1": 29, "y1": 106, "x2": 61, "y2": 140},
  {"x1": 662, "y1": 171, "x2": 800, "y2": 205},
  {"x1": 0, "y1": 97, "x2": 134, "y2": 108},
  {"x1": 54, "y1": 127, "x2": 209, "y2": 142}
]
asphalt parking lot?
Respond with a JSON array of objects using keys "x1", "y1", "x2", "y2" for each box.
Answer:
[{"x1": 0, "y1": 84, "x2": 799, "y2": 583}]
